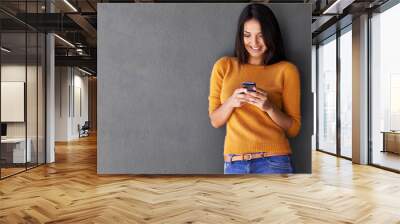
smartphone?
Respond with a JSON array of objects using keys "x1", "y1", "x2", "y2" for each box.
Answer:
[{"x1": 241, "y1": 82, "x2": 256, "y2": 92}]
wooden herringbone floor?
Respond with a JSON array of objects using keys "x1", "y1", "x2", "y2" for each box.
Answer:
[{"x1": 1, "y1": 134, "x2": 400, "y2": 224}]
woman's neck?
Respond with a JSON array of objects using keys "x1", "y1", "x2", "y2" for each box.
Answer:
[{"x1": 248, "y1": 56, "x2": 263, "y2": 65}]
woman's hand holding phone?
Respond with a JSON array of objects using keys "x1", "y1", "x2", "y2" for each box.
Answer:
[
  {"x1": 227, "y1": 88, "x2": 248, "y2": 108},
  {"x1": 228, "y1": 84, "x2": 273, "y2": 112}
]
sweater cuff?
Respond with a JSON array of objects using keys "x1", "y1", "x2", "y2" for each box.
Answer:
[{"x1": 286, "y1": 118, "x2": 301, "y2": 137}]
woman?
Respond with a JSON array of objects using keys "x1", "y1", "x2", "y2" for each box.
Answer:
[{"x1": 208, "y1": 3, "x2": 301, "y2": 174}]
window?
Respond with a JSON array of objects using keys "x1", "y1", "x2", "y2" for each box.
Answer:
[
  {"x1": 339, "y1": 28, "x2": 352, "y2": 158},
  {"x1": 370, "y1": 2, "x2": 400, "y2": 171},
  {"x1": 317, "y1": 36, "x2": 337, "y2": 154}
]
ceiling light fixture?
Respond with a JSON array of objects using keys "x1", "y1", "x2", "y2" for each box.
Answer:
[
  {"x1": 63, "y1": 0, "x2": 78, "y2": 12},
  {"x1": 323, "y1": 0, "x2": 342, "y2": 14},
  {"x1": 76, "y1": 48, "x2": 84, "y2": 55},
  {"x1": 78, "y1": 67, "x2": 93, "y2": 76},
  {"x1": 54, "y1": 34, "x2": 75, "y2": 48},
  {"x1": 1, "y1": 47, "x2": 11, "y2": 53},
  {"x1": 322, "y1": 0, "x2": 354, "y2": 15}
]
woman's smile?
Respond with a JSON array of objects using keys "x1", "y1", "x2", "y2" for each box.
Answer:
[{"x1": 248, "y1": 46, "x2": 262, "y2": 52}]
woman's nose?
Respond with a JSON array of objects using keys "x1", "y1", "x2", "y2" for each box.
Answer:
[{"x1": 251, "y1": 37, "x2": 258, "y2": 46}]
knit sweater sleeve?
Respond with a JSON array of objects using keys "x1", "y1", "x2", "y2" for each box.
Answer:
[
  {"x1": 208, "y1": 57, "x2": 227, "y2": 115},
  {"x1": 282, "y1": 62, "x2": 302, "y2": 137}
]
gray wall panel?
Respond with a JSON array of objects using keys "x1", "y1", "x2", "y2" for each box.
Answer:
[{"x1": 98, "y1": 3, "x2": 312, "y2": 174}]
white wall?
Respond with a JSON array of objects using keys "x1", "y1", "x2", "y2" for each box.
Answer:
[
  {"x1": 1, "y1": 64, "x2": 39, "y2": 138},
  {"x1": 1, "y1": 65, "x2": 26, "y2": 135},
  {"x1": 55, "y1": 67, "x2": 89, "y2": 141},
  {"x1": 70, "y1": 71, "x2": 89, "y2": 138},
  {"x1": 55, "y1": 66, "x2": 70, "y2": 141}
]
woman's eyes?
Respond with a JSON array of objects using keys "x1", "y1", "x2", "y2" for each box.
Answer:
[{"x1": 243, "y1": 34, "x2": 263, "y2": 38}]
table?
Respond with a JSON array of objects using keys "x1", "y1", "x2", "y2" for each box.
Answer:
[
  {"x1": 1, "y1": 138, "x2": 32, "y2": 163},
  {"x1": 381, "y1": 131, "x2": 400, "y2": 154}
]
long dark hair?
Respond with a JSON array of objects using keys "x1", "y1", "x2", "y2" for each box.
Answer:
[{"x1": 234, "y1": 3, "x2": 286, "y2": 65}]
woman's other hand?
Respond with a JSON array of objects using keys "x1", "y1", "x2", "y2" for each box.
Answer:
[
  {"x1": 244, "y1": 87, "x2": 273, "y2": 112},
  {"x1": 245, "y1": 86, "x2": 293, "y2": 131}
]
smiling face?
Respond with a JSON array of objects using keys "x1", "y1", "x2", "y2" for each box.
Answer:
[{"x1": 243, "y1": 19, "x2": 267, "y2": 65}]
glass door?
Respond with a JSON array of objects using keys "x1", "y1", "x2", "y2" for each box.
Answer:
[
  {"x1": 1, "y1": 30, "x2": 28, "y2": 178},
  {"x1": 0, "y1": 1, "x2": 46, "y2": 179}
]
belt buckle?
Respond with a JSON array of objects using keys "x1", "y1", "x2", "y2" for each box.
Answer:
[{"x1": 244, "y1": 153, "x2": 252, "y2": 160}]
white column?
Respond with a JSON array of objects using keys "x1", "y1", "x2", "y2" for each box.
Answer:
[
  {"x1": 352, "y1": 14, "x2": 369, "y2": 164},
  {"x1": 46, "y1": 33, "x2": 55, "y2": 163},
  {"x1": 312, "y1": 45, "x2": 317, "y2": 151},
  {"x1": 46, "y1": 1, "x2": 55, "y2": 163}
]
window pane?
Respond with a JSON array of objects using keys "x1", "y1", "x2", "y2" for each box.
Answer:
[
  {"x1": 340, "y1": 29, "x2": 352, "y2": 158},
  {"x1": 38, "y1": 32, "x2": 45, "y2": 165},
  {"x1": 318, "y1": 37, "x2": 337, "y2": 154}
]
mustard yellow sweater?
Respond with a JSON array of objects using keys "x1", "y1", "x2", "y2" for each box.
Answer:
[{"x1": 208, "y1": 57, "x2": 301, "y2": 155}]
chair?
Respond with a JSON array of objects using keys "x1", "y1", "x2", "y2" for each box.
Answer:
[{"x1": 78, "y1": 121, "x2": 90, "y2": 138}]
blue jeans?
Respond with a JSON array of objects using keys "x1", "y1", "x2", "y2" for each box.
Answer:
[{"x1": 224, "y1": 155, "x2": 293, "y2": 174}]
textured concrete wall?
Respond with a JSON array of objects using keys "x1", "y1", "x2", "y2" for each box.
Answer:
[{"x1": 98, "y1": 3, "x2": 312, "y2": 174}]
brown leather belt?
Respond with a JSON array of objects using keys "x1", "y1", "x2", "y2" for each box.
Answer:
[{"x1": 224, "y1": 152, "x2": 275, "y2": 162}]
